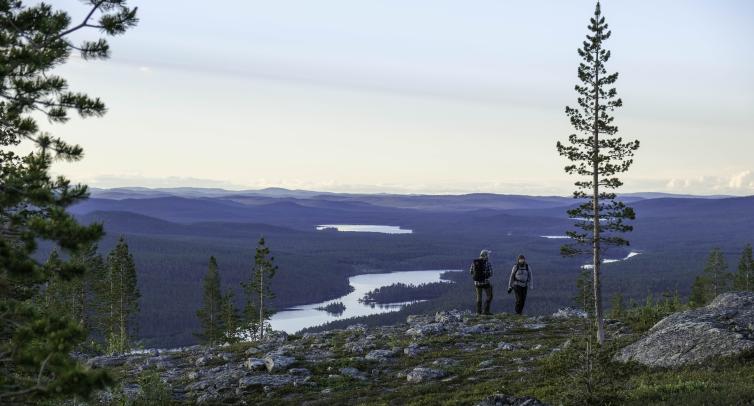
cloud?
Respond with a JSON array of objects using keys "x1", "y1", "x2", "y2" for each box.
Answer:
[
  {"x1": 663, "y1": 170, "x2": 754, "y2": 195},
  {"x1": 80, "y1": 174, "x2": 248, "y2": 190},
  {"x1": 728, "y1": 170, "x2": 754, "y2": 190}
]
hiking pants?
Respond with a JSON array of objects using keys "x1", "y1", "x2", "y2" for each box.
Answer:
[
  {"x1": 513, "y1": 285, "x2": 528, "y2": 315},
  {"x1": 475, "y1": 284, "x2": 493, "y2": 314}
]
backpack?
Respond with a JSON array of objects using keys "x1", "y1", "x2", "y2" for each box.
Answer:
[
  {"x1": 513, "y1": 263, "x2": 530, "y2": 284},
  {"x1": 472, "y1": 259, "x2": 488, "y2": 283}
]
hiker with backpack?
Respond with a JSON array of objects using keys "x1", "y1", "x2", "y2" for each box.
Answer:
[
  {"x1": 470, "y1": 249, "x2": 494, "y2": 315},
  {"x1": 507, "y1": 254, "x2": 534, "y2": 315}
]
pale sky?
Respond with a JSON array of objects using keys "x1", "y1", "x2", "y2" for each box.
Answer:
[{"x1": 39, "y1": 0, "x2": 754, "y2": 195}]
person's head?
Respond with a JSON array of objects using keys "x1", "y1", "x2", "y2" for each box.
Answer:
[
  {"x1": 480, "y1": 249, "x2": 492, "y2": 259},
  {"x1": 517, "y1": 254, "x2": 526, "y2": 264}
]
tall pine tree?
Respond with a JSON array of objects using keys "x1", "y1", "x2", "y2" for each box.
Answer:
[
  {"x1": 196, "y1": 256, "x2": 224, "y2": 345},
  {"x1": 102, "y1": 237, "x2": 140, "y2": 354},
  {"x1": 0, "y1": 1, "x2": 137, "y2": 402},
  {"x1": 733, "y1": 244, "x2": 754, "y2": 291},
  {"x1": 556, "y1": 1, "x2": 640, "y2": 345},
  {"x1": 243, "y1": 237, "x2": 278, "y2": 340}
]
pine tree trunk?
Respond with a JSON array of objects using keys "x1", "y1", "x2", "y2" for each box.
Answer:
[
  {"x1": 259, "y1": 269, "x2": 264, "y2": 340},
  {"x1": 119, "y1": 263, "x2": 125, "y2": 353},
  {"x1": 109, "y1": 269, "x2": 114, "y2": 349},
  {"x1": 592, "y1": 46, "x2": 605, "y2": 346}
]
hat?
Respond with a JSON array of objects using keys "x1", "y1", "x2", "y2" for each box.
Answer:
[{"x1": 480, "y1": 249, "x2": 492, "y2": 258}]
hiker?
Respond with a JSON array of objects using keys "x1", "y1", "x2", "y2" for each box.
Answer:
[
  {"x1": 470, "y1": 249, "x2": 494, "y2": 315},
  {"x1": 507, "y1": 254, "x2": 533, "y2": 315}
]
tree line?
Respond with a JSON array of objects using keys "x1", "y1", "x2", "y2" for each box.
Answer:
[
  {"x1": 194, "y1": 237, "x2": 279, "y2": 346},
  {"x1": 39, "y1": 238, "x2": 141, "y2": 355},
  {"x1": 689, "y1": 244, "x2": 754, "y2": 307}
]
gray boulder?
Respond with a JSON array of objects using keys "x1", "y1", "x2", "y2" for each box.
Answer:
[
  {"x1": 339, "y1": 367, "x2": 368, "y2": 381},
  {"x1": 244, "y1": 357, "x2": 266, "y2": 371},
  {"x1": 404, "y1": 343, "x2": 428, "y2": 357},
  {"x1": 406, "y1": 323, "x2": 445, "y2": 337},
  {"x1": 496, "y1": 342, "x2": 518, "y2": 351},
  {"x1": 615, "y1": 292, "x2": 754, "y2": 368},
  {"x1": 551, "y1": 307, "x2": 587, "y2": 319},
  {"x1": 435, "y1": 309, "x2": 468, "y2": 324},
  {"x1": 406, "y1": 367, "x2": 446, "y2": 383},
  {"x1": 263, "y1": 354, "x2": 296, "y2": 373},
  {"x1": 477, "y1": 394, "x2": 549, "y2": 406},
  {"x1": 365, "y1": 349, "x2": 398, "y2": 361},
  {"x1": 261, "y1": 330, "x2": 289, "y2": 344}
]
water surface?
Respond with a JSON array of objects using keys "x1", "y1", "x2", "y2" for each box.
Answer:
[
  {"x1": 270, "y1": 269, "x2": 460, "y2": 333},
  {"x1": 316, "y1": 224, "x2": 413, "y2": 234}
]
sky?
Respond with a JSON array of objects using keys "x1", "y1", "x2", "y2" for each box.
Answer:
[{"x1": 38, "y1": 0, "x2": 754, "y2": 195}]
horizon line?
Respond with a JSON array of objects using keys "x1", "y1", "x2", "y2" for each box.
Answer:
[{"x1": 87, "y1": 185, "x2": 746, "y2": 199}]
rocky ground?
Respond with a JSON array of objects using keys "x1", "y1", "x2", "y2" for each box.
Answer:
[
  {"x1": 85, "y1": 309, "x2": 587, "y2": 405},
  {"x1": 79, "y1": 293, "x2": 754, "y2": 405}
]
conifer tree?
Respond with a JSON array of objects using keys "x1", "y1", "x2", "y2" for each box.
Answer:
[
  {"x1": 688, "y1": 275, "x2": 708, "y2": 308},
  {"x1": 243, "y1": 237, "x2": 278, "y2": 340},
  {"x1": 102, "y1": 237, "x2": 140, "y2": 354},
  {"x1": 41, "y1": 245, "x2": 102, "y2": 331},
  {"x1": 556, "y1": 1, "x2": 640, "y2": 345},
  {"x1": 689, "y1": 248, "x2": 732, "y2": 307},
  {"x1": 221, "y1": 291, "x2": 241, "y2": 344},
  {"x1": 0, "y1": 2, "x2": 137, "y2": 401},
  {"x1": 196, "y1": 256, "x2": 224, "y2": 345},
  {"x1": 574, "y1": 268, "x2": 595, "y2": 317},
  {"x1": 704, "y1": 248, "x2": 731, "y2": 298},
  {"x1": 733, "y1": 244, "x2": 754, "y2": 291},
  {"x1": 71, "y1": 243, "x2": 107, "y2": 350}
]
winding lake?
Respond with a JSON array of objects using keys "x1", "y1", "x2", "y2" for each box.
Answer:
[{"x1": 269, "y1": 269, "x2": 461, "y2": 333}]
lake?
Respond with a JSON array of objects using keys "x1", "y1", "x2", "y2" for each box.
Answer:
[
  {"x1": 316, "y1": 224, "x2": 413, "y2": 234},
  {"x1": 269, "y1": 269, "x2": 461, "y2": 333},
  {"x1": 581, "y1": 251, "x2": 641, "y2": 269}
]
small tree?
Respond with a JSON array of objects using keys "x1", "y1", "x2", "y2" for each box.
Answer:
[
  {"x1": 689, "y1": 248, "x2": 732, "y2": 307},
  {"x1": 704, "y1": 248, "x2": 731, "y2": 298},
  {"x1": 608, "y1": 292, "x2": 624, "y2": 319},
  {"x1": 221, "y1": 291, "x2": 240, "y2": 344},
  {"x1": 733, "y1": 244, "x2": 754, "y2": 291},
  {"x1": 102, "y1": 237, "x2": 140, "y2": 353},
  {"x1": 574, "y1": 268, "x2": 595, "y2": 317},
  {"x1": 196, "y1": 257, "x2": 224, "y2": 345},
  {"x1": 243, "y1": 237, "x2": 278, "y2": 340},
  {"x1": 688, "y1": 275, "x2": 709, "y2": 308},
  {"x1": 556, "y1": 1, "x2": 640, "y2": 345}
]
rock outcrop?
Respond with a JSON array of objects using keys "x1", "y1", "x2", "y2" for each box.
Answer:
[
  {"x1": 73, "y1": 293, "x2": 754, "y2": 404},
  {"x1": 615, "y1": 292, "x2": 754, "y2": 367}
]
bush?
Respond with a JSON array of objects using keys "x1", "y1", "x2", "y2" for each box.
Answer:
[{"x1": 134, "y1": 370, "x2": 171, "y2": 405}]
